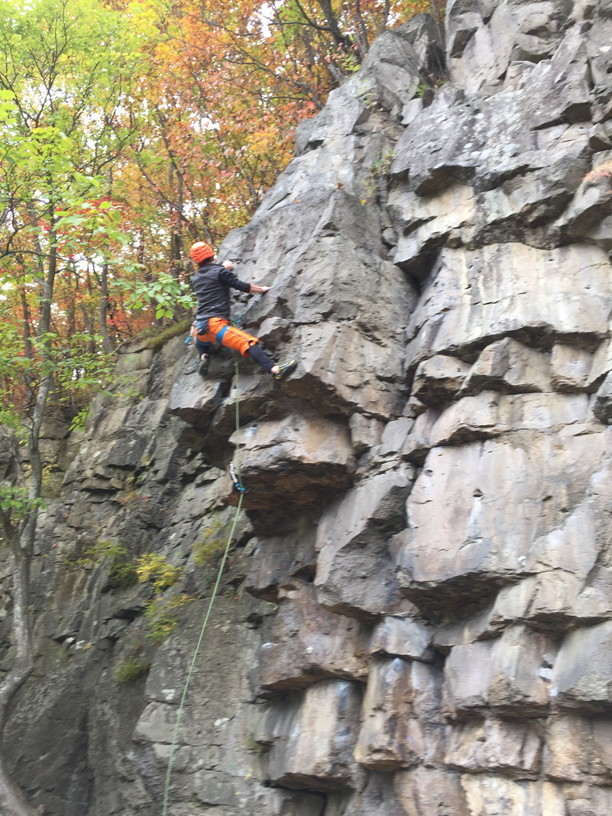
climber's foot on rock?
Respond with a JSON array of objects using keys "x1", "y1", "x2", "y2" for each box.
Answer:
[
  {"x1": 198, "y1": 354, "x2": 210, "y2": 376},
  {"x1": 272, "y1": 360, "x2": 297, "y2": 382}
]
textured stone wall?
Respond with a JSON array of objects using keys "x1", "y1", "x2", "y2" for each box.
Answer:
[{"x1": 2, "y1": 2, "x2": 612, "y2": 815}]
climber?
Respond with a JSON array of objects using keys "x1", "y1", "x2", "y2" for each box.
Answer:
[{"x1": 189, "y1": 241, "x2": 297, "y2": 380}]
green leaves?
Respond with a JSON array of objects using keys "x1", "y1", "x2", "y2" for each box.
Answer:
[
  {"x1": 54, "y1": 197, "x2": 130, "y2": 259},
  {"x1": 0, "y1": 89, "x2": 17, "y2": 124},
  {"x1": 114, "y1": 271, "x2": 195, "y2": 320},
  {"x1": 51, "y1": 342, "x2": 116, "y2": 394},
  {"x1": 0, "y1": 483, "x2": 45, "y2": 526}
]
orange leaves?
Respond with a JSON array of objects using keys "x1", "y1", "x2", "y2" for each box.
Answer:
[{"x1": 1, "y1": 0, "x2": 446, "y2": 370}]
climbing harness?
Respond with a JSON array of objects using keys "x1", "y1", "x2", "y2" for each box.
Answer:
[
  {"x1": 215, "y1": 324, "x2": 228, "y2": 345},
  {"x1": 161, "y1": 360, "x2": 245, "y2": 816},
  {"x1": 186, "y1": 291, "x2": 262, "y2": 349}
]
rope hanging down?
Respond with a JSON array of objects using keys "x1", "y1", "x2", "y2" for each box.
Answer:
[{"x1": 161, "y1": 361, "x2": 245, "y2": 816}]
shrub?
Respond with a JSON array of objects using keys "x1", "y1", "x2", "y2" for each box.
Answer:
[
  {"x1": 71, "y1": 539, "x2": 138, "y2": 588},
  {"x1": 143, "y1": 595, "x2": 193, "y2": 644},
  {"x1": 135, "y1": 553, "x2": 183, "y2": 591},
  {"x1": 193, "y1": 520, "x2": 227, "y2": 569},
  {"x1": 113, "y1": 658, "x2": 151, "y2": 682},
  {"x1": 144, "y1": 319, "x2": 192, "y2": 350}
]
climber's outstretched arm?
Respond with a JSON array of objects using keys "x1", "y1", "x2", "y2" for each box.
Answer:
[{"x1": 222, "y1": 260, "x2": 269, "y2": 295}]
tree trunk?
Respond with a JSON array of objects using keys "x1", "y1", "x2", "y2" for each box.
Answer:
[
  {"x1": 170, "y1": 166, "x2": 184, "y2": 279},
  {"x1": 0, "y1": 754, "x2": 38, "y2": 816},
  {"x1": 0, "y1": 540, "x2": 37, "y2": 816},
  {"x1": 0, "y1": 221, "x2": 57, "y2": 816},
  {"x1": 98, "y1": 263, "x2": 114, "y2": 353},
  {"x1": 314, "y1": 0, "x2": 355, "y2": 53}
]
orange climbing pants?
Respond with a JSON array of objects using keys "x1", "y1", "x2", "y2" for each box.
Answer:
[{"x1": 195, "y1": 317, "x2": 259, "y2": 357}]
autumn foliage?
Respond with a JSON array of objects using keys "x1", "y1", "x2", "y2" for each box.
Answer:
[{"x1": 0, "y1": 0, "x2": 445, "y2": 424}]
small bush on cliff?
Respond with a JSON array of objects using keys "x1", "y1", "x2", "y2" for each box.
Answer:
[
  {"x1": 68, "y1": 546, "x2": 191, "y2": 643},
  {"x1": 135, "y1": 553, "x2": 183, "y2": 590},
  {"x1": 193, "y1": 520, "x2": 227, "y2": 569},
  {"x1": 143, "y1": 595, "x2": 193, "y2": 644},
  {"x1": 143, "y1": 319, "x2": 192, "y2": 350},
  {"x1": 133, "y1": 553, "x2": 193, "y2": 643},
  {"x1": 69, "y1": 539, "x2": 138, "y2": 588},
  {"x1": 40, "y1": 464, "x2": 64, "y2": 498},
  {"x1": 113, "y1": 658, "x2": 151, "y2": 683}
]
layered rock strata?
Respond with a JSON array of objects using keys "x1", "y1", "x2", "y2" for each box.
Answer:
[{"x1": 2, "y1": 2, "x2": 612, "y2": 815}]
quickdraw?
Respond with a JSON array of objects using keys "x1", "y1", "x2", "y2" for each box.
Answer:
[{"x1": 229, "y1": 461, "x2": 246, "y2": 494}]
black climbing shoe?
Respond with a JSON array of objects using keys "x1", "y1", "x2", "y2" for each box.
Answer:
[
  {"x1": 273, "y1": 360, "x2": 297, "y2": 381},
  {"x1": 198, "y1": 354, "x2": 210, "y2": 376}
]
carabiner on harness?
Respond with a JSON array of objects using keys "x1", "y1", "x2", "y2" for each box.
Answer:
[{"x1": 229, "y1": 462, "x2": 247, "y2": 494}]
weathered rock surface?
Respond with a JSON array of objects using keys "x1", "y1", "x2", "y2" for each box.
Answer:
[
  {"x1": 259, "y1": 679, "x2": 364, "y2": 791},
  {"x1": 3, "y1": 3, "x2": 612, "y2": 815},
  {"x1": 258, "y1": 581, "x2": 369, "y2": 691},
  {"x1": 227, "y1": 413, "x2": 355, "y2": 510}
]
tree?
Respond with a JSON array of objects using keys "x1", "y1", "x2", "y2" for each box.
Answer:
[
  {"x1": 0, "y1": 1, "x2": 146, "y2": 811},
  {"x1": 125, "y1": 0, "x2": 445, "y2": 244}
]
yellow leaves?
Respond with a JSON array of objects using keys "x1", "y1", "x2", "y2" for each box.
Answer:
[
  {"x1": 124, "y1": 0, "x2": 167, "y2": 39},
  {"x1": 248, "y1": 123, "x2": 283, "y2": 158},
  {"x1": 0, "y1": 0, "x2": 447, "y2": 367},
  {"x1": 135, "y1": 552, "x2": 183, "y2": 591}
]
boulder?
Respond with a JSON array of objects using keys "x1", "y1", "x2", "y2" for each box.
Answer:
[
  {"x1": 285, "y1": 322, "x2": 408, "y2": 419},
  {"x1": 244, "y1": 524, "x2": 318, "y2": 602},
  {"x1": 460, "y1": 776, "x2": 566, "y2": 816},
  {"x1": 332, "y1": 773, "x2": 406, "y2": 816},
  {"x1": 463, "y1": 338, "x2": 552, "y2": 395},
  {"x1": 445, "y1": 718, "x2": 542, "y2": 778},
  {"x1": 397, "y1": 431, "x2": 610, "y2": 610},
  {"x1": 442, "y1": 625, "x2": 557, "y2": 718},
  {"x1": 369, "y1": 616, "x2": 434, "y2": 663},
  {"x1": 402, "y1": 392, "x2": 590, "y2": 458},
  {"x1": 394, "y1": 766, "x2": 470, "y2": 816},
  {"x1": 412, "y1": 354, "x2": 472, "y2": 405},
  {"x1": 545, "y1": 714, "x2": 612, "y2": 783},
  {"x1": 405, "y1": 244, "x2": 610, "y2": 370},
  {"x1": 354, "y1": 658, "x2": 424, "y2": 770},
  {"x1": 550, "y1": 344, "x2": 594, "y2": 391}
]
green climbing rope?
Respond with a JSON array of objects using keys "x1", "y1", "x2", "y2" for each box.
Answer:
[{"x1": 161, "y1": 361, "x2": 244, "y2": 816}]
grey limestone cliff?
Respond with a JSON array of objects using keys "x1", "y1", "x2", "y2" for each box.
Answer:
[{"x1": 2, "y1": 2, "x2": 612, "y2": 814}]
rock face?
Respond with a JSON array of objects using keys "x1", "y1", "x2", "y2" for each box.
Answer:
[{"x1": 2, "y1": 3, "x2": 612, "y2": 815}]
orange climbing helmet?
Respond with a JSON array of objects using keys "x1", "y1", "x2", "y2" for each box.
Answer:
[{"x1": 190, "y1": 242, "x2": 214, "y2": 264}]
